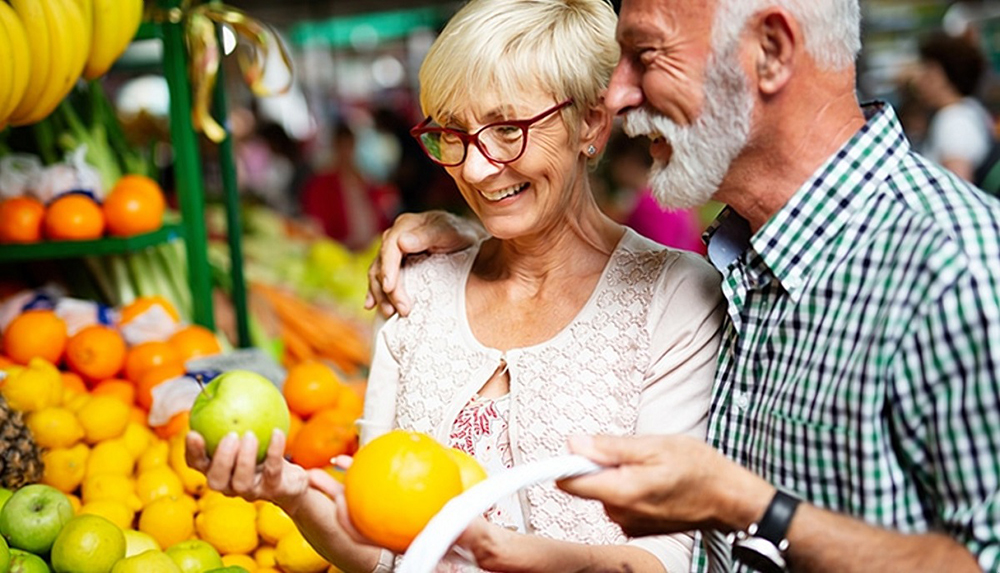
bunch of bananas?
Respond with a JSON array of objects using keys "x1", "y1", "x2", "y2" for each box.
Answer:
[{"x1": 0, "y1": 0, "x2": 144, "y2": 129}]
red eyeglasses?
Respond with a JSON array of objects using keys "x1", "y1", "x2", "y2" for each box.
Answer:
[{"x1": 410, "y1": 99, "x2": 574, "y2": 167}]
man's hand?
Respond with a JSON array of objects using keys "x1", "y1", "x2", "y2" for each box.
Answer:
[
  {"x1": 558, "y1": 434, "x2": 773, "y2": 536},
  {"x1": 366, "y1": 211, "x2": 485, "y2": 317}
]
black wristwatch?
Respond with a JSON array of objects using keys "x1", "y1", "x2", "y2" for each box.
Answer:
[{"x1": 729, "y1": 490, "x2": 801, "y2": 573}]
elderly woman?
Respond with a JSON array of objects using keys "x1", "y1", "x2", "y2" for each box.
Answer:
[{"x1": 186, "y1": 0, "x2": 722, "y2": 572}]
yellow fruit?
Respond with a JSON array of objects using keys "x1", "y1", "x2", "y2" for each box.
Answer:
[
  {"x1": 196, "y1": 490, "x2": 232, "y2": 512},
  {"x1": 81, "y1": 473, "x2": 142, "y2": 511},
  {"x1": 254, "y1": 545, "x2": 277, "y2": 568},
  {"x1": 123, "y1": 529, "x2": 161, "y2": 558},
  {"x1": 63, "y1": 391, "x2": 91, "y2": 413},
  {"x1": 138, "y1": 495, "x2": 196, "y2": 550},
  {"x1": 78, "y1": 499, "x2": 135, "y2": 530},
  {"x1": 195, "y1": 497, "x2": 258, "y2": 555},
  {"x1": 137, "y1": 439, "x2": 171, "y2": 473},
  {"x1": 1, "y1": 357, "x2": 62, "y2": 411},
  {"x1": 41, "y1": 443, "x2": 90, "y2": 493},
  {"x1": 28, "y1": 407, "x2": 85, "y2": 449},
  {"x1": 112, "y1": 548, "x2": 181, "y2": 572},
  {"x1": 77, "y1": 394, "x2": 131, "y2": 443},
  {"x1": 67, "y1": 493, "x2": 82, "y2": 513},
  {"x1": 275, "y1": 529, "x2": 329, "y2": 573},
  {"x1": 86, "y1": 438, "x2": 136, "y2": 478},
  {"x1": 222, "y1": 553, "x2": 258, "y2": 570},
  {"x1": 169, "y1": 434, "x2": 207, "y2": 496},
  {"x1": 135, "y1": 466, "x2": 184, "y2": 506},
  {"x1": 446, "y1": 447, "x2": 488, "y2": 490},
  {"x1": 256, "y1": 501, "x2": 295, "y2": 545},
  {"x1": 121, "y1": 422, "x2": 155, "y2": 458}
]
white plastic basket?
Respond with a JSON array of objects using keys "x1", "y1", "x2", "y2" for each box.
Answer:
[{"x1": 397, "y1": 454, "x2": 603, "y2": 573}]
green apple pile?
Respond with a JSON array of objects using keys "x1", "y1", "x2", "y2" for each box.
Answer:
[{"x1": 0, "y1": 484, "x2": 249, "y2": 573}]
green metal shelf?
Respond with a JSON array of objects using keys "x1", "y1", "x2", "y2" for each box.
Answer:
[{"x1": 0, "y1": 224, "x2": 183, "y2": 262}]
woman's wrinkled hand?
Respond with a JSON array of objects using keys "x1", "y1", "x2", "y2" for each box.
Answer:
[
  {"x1": 366, "y1": 211, "x2": 486, "y2": 317},
  {"x1": 186, "y1": 429, "x2": 309, "y2": 510}
]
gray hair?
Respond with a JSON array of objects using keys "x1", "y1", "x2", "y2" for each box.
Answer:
[
  {"x1": 712, "y1": 0, "x2": 861, "y2": 70},
  {"x1": 418, "y1": 0, "x2": 618, "y2": 135}
]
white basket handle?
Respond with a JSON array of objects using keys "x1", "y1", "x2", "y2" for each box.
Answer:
[{"x1": 397, "y1": 454, "x2": 603, "y2": 573}]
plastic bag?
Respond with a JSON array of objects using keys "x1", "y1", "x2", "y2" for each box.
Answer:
[
  {"x1": 34, "y1": 146, "x2": 105, "y2": 204},
  {"x1": 0, "y1": 284, "x2": 66, "y2": 331},
  {"x1": 0, "y1": 154, "x2": 44, "y2": 199},
  {"x1": 148, "y1": 370, "x2": 220, "y2": 427},
  {"x1": 54, "y1": 297, "x2": 115, "y2": 336},
  {"x1": 119, "y1": 302, "x2": 182, "y2": 346}
]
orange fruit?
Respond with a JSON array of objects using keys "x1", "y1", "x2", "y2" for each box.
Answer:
[
  {"x1": 102, "y1": 175, "x2": 166, "y2": 237},
  {"x1": 286, "y1": 413, "x2": 303, "y2": 453},
  {"x1": 168, "y1": 325, "x2": 221, "y2": 362},
  {"x1": 153, "y1": 411, "x2": 189, "y2": 440},
  {"x1": 287, "y1": 410, "x2": 356, "y2": 469},
  {"x1": 2, "y1": 309, "x2": 68, "y2": 365},
  {"x1": 0, "y1": 196, "x2": 45, "y2": 243},
  {"x1": 124, "y1": 341, "x2": 181, "y2": 383},
  {"x1": 65, "y1": 325, "x2": 127, "y2": 383},
  {"x1": 60, "y1": 371, "x2": 87, "y2": 395},
  {"x1": 344, "y1": 430, "x2": 464, "y2": 553},
  {"x1": 282, "y1": 360, "x2": 343, "y2": 418},
  {"x1": 91, "y1": 378, "x2": 136, "y2": 406},
  {"x1": 44, "y1": 193, "x2": 105, "y2": 240},
  {"x1": 136, "y1": 362, "x2": 186, "y2": 410}
]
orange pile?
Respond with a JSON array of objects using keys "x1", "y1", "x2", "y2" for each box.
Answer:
[{"x1": 281, "y1": 360, "x2": 362, "y2": 468}]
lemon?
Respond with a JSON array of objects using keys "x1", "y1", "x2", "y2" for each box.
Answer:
[
  {"x1": 256, "y1": 501, "x2": 295, "y2": 545},
  {"x1": 135, "y1": 466, "x2": 184, "y2": 506},
  {"x1": 41, "y1": 444, "x2": 90, "y2": 493},
  {"x1": 81, "y1": 473, "x2": 142, "y2": 511},
  {"x1": 78, "y1": 499, "x2": 136, "y2": 530},
  {"x1": 86, "y1": 438, "x2": 135, "y2": 478},
  {"x1": 275, "y1": 529, "x2": 329, "y2": 573},
  {"x1": 254, "y1": 545, "x2": 277, "y2": 568},
  {"x1": 137, "y1": 439, "x2": 171, "y2": 473},
  {"x1": 222, "y1": 553, "x2": 258, "y2": 570},
  {"x1": 1, "y1": 357, "x2": 62, "y2": 411},
  {"x1": 138, "y1": 495, "x2": 196, "y2": 550},
  {"x1": 121, "y1": 422, "x2": 155, "y2": 458},
  {"x1": 27, "y1": 407, "x2": 85, "y2": 449},
  {"x1": 195, "y1": 497, "x2": 258, "y2": 555},
  {"x1": 77, "y1": 395, "x2": 131, "y2": 443}
]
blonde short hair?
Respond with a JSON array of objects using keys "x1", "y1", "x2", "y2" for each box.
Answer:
[{"x1": 418, "y1": 0, "x2": 618, "y2": 138}]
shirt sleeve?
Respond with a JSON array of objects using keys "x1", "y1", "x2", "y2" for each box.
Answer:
[
  {"x1": 893, "y1": 261, "x2": 1000, "y2": 569},
  {"x1": 628, "y1": 251, "x2": 725, "y2": 571}
]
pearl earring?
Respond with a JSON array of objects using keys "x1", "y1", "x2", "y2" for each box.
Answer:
[{"x1": 587, "y1": 145, "x2": 597, "y2": 156}]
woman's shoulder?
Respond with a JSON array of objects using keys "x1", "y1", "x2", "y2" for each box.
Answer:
[
  {"x1": 616, "y1": 228, "x2": 719, "y2": 284},
  {"x1": 398, "y1": 246, "x2": 478, "y2": 305}
]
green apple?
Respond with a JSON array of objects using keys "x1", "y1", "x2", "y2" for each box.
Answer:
[
  {"x1": 0, "y1": 534, "x2": 10, "y2": 573},
  {"x1": 50, "y1": 514, "x2": 126, "y2": 573},
  {"x1": 189, "y1": 370, "x2": 291, "y2": 463},
  {"x1": 111, "y1": 549, "x2": 182, "y2": 573},
  {"x1": 0, "y1": 488, "x2": 14, "y2": 513},
  {"x1": 0, "y1": 484, "x2": 74, "y2": 554},
  {"x1": 203, "y1": 568, "x2": 249, "y2": 573},
  {"x1": 122, "y1": 530, "x2": 160, "y2": 558},
  {"x1": 9, "y1": 548, "x2": 51, "y2": 573},
  {"x1": 164, "y1": 539, "x2": 223, "y2": 573}
]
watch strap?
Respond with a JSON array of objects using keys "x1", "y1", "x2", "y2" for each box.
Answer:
[{"x1": 756, "y1": 490, "x2": 801, "y2": 547}]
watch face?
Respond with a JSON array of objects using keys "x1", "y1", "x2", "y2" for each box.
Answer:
[{"x1": 732, "y1": 538, "x2": 787, "y2": 573}]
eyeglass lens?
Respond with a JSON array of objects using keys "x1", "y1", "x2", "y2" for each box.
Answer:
[{"x1": 419, "y1": 124, "x2": 525, "y2": 165}]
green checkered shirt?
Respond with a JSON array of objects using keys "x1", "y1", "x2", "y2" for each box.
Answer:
[{"x1": 696, "y1": 102, "x2": 1000, "y2": 572}]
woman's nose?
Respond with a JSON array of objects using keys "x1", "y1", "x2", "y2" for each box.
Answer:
[{"x1": 459, "y1": 142, "x2": 503, "y2": 183}]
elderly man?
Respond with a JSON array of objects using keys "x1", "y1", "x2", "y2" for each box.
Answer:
[{"x1": 368, "y1": 0, "x2": 1000, "y2": 571}]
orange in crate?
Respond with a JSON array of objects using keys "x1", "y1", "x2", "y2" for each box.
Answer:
[
  {"x1": 65, "y1": 325, "x2": 127, "y2": 383},
  {"x1": 0, "y1": 196, "x2": 45, "y2": 243},
  {"x1": 168, "y1": 325, "x2": 222, "y2": 362},
  {"x1": 102, "y1": 175, "x2": 166, "y2": 237},
  {"x1": 90, "y1": 378, "x2": 136, "y2": 406},
  {"x1": 124, "y1": 341, "x2": 181, "y2": 383},
  {"x1": 2, "y1": 309, "x2": 67, "y2": 365},
  {"x1": 282, "y1": 360, "x2": 343, "y2": 417},
  {"x1": 287, "y1": 409, "x2": 357, "y2": 469},
  {"x1": 44, "y1": 193, "x2": 105, "y2": 240},
  {"x1": 344, "y1": 430, "x2": 465, "y2": 553},
  {"x1": 136, "y1": 362, "x2": 186, "y2": 410},
  {"x1": 153, "y1": 411, "x2": 189, "y2": 440}
]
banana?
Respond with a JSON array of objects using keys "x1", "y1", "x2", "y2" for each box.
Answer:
[
  {"x1": 0, "y1": 2, "x2": 31, "y2": 123},
  {"x1": 116, "y1": 0, "x2": 143, "y2": 58},
  {"x1": 169, "y1": 434, "x2": 208, "y2": 497},
  {"x1": 7, "y1": 0, "x2": 52, "y2": 124},
  {"x1": 83, "y1": 0, "x2": 126, "y2": 80},
  {"x1": 0, "y1": 6, "x2": 15, "y2": 126},
  {"x1": 14, "y1": 0, "x2": 76, "y2": 125},
  {"x1": 69, "y1": 0, "x2": 93, "y2": 58}
]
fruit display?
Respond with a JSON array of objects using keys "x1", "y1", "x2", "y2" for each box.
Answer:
[{"x1": 0, "y1": 0, "x2": 143, "y2": 129}]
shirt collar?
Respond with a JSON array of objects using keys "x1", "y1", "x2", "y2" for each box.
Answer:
[{"x1": 706, "y1": 102, "x2": 910, "y2": 300}]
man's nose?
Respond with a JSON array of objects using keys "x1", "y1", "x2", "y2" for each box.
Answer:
[{"x1": 606, "y1": 59, "x2": 644, "y2": 117}]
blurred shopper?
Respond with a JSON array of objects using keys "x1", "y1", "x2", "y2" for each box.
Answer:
[
  {"x1": 300, "y1": 123, "x2": 399, "y2": 250},
  {"x1": 187, "y1": 0, "x2": 724, "y2": 572},
  {"x1": 369, "y1": 0, "x2": 1000, "y2": 571},
  {"x1": 912, "y1": 31, "x2": 996, "y2": 182},
  {"x1": 605, "y1": 130, "x2": 706, "y2": 254}
]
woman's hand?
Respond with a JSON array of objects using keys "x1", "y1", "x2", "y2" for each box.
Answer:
[
  {"x1": 185, "y1": 429, "x2": 310, "y2": 512},
  {"x1": 366, "y1": 211, "x2": 486, "y2": 317}
]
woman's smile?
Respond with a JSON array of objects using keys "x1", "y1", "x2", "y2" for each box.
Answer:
[{"x1": 479, "y1": 182, "x2": 530, "y2": 202}]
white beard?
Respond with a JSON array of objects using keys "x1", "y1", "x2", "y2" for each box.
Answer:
[{"x1": 623, "y1": 50, "x2": 754, "y2": 210}]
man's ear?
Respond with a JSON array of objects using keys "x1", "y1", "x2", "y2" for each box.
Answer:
[
  {"x1": 581, "y1": 95, "x2": 613, "y2": 156},
  {"x1": 753, "y1": 9, "x2": 799, "y2": 95}
]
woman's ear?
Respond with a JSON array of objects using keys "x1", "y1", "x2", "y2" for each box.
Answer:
[
  {"x1": 580, "y1": 96, "x2": 613, "y2": 157},
  {"x1": 753, "y1": 9, "x2": 798, "y2": 95}
]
